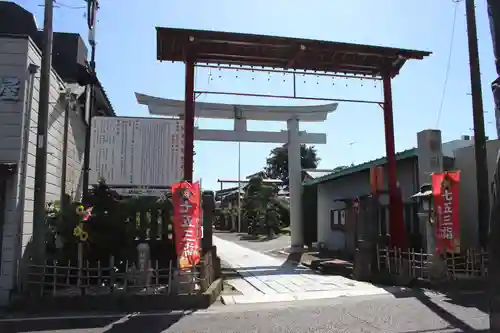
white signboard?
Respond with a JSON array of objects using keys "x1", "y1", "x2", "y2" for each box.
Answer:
[
  {"x1": 113, "y1": 187, "x2": 168, "y2": 197},
  {"x1": 89, "y1": 116, "x2": 184, "y2": 188}
]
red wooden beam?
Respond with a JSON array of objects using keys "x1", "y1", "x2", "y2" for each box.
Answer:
[
  {"x1": 382, "y1": 65, "x2": 406, "y2": 249},
  {"x1": 184, "y1": 61, "x2": 195, "y2": 182}
]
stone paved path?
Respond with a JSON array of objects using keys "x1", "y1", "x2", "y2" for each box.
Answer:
[{"x1": 214, "y1": 236, "x2": 404, "y2": 304}]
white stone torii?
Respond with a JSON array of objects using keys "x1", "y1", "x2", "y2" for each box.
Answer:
[{"x1": 135, "y1": 92, "x2": 337, "y2": 251}]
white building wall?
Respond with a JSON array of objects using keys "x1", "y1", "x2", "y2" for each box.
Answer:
[
  {"x1": 0, "y1": 35, "x2": 29, "y2": 306},
  {"x1": 316, "y1": 158, "x2": 418, "y2": 251},
  {"x1": 453, "y1": 139, "x2": 500, "y2": 249},
  {"x1": 21, "y1": 37, "x2": 86, "y2": 251},
  {"x1": 0, "y1": 36, "x2": 87, "y2": 305},
  {"x1": 442, "y1": 138, "x2": 475, "y2": 158}
]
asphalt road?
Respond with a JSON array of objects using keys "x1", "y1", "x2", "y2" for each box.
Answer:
[{"x1": 0, "y1": 291, "x2": 489, "y2": 332}]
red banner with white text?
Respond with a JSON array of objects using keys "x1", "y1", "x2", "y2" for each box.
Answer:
[
  {"x1": 432, "y1": 171, "x2": 461, "y2": 254},
  {"x1": 172, "y1": 181, "x2": 202, "y2": 270}
]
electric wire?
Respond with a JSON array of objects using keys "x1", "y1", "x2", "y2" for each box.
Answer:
[
  {"x1": 54, "y1": 0, "x2": 86, "y2": 10},
  {"x1": 436, "y1": 1, "x2": 461, "y2": 127}
]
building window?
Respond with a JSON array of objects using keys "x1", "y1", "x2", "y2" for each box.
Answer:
[
  {"x1": 378, "y1": 206, "x2": 389, "y2": 236},
  {"x1": 330, "y1": 209, "x2": 346, "y2": 230}
]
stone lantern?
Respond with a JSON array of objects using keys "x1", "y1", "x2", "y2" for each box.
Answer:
[
  {"x1": 410, "y1": 183, "x2": 447, "y2": 281},
  {"x1": 410, "y1": 184, "x2": 434, "y2": 254}
]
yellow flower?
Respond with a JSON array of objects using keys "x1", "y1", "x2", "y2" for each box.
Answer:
[
  {"x1": 80, "y1": 231, "x2": 89, "y2": 242},
  {"x1": 73, "y1": 225, "x2": 83, "y2": 237},
  {"x1": 73, "y1": 225, "x2": 89, "y2": 242},
  {"x1": 76, "y1": 205, "x2": 85, "y2": 215}
]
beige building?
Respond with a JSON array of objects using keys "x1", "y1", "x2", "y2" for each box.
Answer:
[{"x1": 0, "y1": 3, "x2": 114, "y2": 305}]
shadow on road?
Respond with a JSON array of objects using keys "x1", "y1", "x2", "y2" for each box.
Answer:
[
  {"x1": 0, "y1": 311, "x2": 190, "y2": 333},
  {"x1": 280, "y1": 252, "x2": 302, "y2": 268},
  {"x1": 414, "y1": 293, "x2": 481, "y2": 333},
  {"x1": 386, "y1": 289, "x2": 488, "y2": 332},
  {"x1": 442, "y1": 291, "x2": 489, "y2": 314}
]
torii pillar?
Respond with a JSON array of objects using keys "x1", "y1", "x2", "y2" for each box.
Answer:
[{"x1": 287, "y1": 116, "x2": 303, "y2": 249}]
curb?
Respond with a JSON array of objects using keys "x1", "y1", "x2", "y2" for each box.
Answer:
[
  {"x1": 4, "y1": 278, "x2": 224, "y2": 316},
  {"x1": 220, "y1": 286, "x2": 412, "y2": 305}
]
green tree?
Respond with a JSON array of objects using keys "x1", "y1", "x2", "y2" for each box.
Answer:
[
  {"x1": 333, "y1": 165, "x2": 349, "y2": 172},
  {"x1": 242, "y1": 176, "x2": 279, "y2": 236},
  {"x1": 264, "y1": 144, "x2": 320, "y2": 189}
]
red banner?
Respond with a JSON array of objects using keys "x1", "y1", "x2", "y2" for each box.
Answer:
[
  {"x1": 370, "y1": 166, "x2": 384, "y2": 194},
  {"x1": 432, "y1": 171, "x2": 461, "y2": 254},
  {"x1": 172, "y1": 181, "x2": 202, "y2": 269}
]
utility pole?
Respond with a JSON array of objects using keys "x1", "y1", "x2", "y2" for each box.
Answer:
[
  {"x1": 82, "y1": 0, "x2": 99, "y2": 199},
  {"x1": 465, "y1": 0, "x2": 490, "y2": 249},
  {"x1": 32, "y1": 0, "x2": 54, "y2": 263},
  {"x1": 486, "y1": 1, "x2": 500, "y2": 331},
  {"x1": 487, "y1": 0, "x2": 500, "y2": 139}
]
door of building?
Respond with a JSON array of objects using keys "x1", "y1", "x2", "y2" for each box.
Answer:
[{"x1": 0, "y1": 164, "x2": 15, "y2": 271}]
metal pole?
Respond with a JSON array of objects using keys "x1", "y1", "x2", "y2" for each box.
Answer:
[
  {"x1": 237, "y1": 141, "x2": 242, "y2": 233},
  {"x1": 193, "y1": 90, "x2": 382, "y2": 105},
  {"x1": 82, "y1": 48, "x2": 95, "y2": 199},
  {"x1": 465, "y1": 0, "x2": 490, "y2": 249},
  {"x1": 32, "y1": 0, "x2": 54, "y2": 263},
  {"x1": 60, "y1": 91, "x2": 71, "y2": 210}
]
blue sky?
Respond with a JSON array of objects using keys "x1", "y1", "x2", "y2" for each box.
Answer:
[{"x1": 15, "y1": 0, "x2": 499, "y2": 191}]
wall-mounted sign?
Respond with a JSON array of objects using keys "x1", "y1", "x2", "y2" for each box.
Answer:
[
  {"x1": 0, "y1": 77, "x2": 21, "y2": 102},
  {"x1": 89, "y1": 116, "x2": 184, "y2": 189}
]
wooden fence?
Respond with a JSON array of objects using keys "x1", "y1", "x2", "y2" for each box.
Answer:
[
  {"x1": 22, "y1": 250, "x2": 217, "y2": 297},
  {"x1": 376, "y1": 246, "x2": 488, "y2": 281}
]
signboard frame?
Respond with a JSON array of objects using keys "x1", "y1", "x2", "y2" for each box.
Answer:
[{"x1": 89, "y1": 116, "x2": 184, "y2": 190}]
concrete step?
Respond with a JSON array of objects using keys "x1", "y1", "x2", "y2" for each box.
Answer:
[{"x1": 300, "y1": 253, "x2": 354, "y2": 276}]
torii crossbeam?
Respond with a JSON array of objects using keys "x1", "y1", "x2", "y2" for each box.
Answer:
[{"x1": 136, "y1": 92, "x2": 337, "y2": 248}]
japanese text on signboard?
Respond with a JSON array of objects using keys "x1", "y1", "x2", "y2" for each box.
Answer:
[
  {"x1": 172, "y1": 182, "x2": 201, "y2": 269},
  {"x1": 437, "y1": 187, "x2": 453, "y2": 240},
  {"x1": 432, "y1": 172, "x2": 461, "y2": 254}
]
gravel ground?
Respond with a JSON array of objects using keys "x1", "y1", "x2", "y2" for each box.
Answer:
[{"x1": 0, "y1": 291, "x2": 489, "y2": 332}]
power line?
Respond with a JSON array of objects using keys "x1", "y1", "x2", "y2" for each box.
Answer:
[
  {"x1": 436, "y1": 0, "x2": 460, "y2": 127},
  {"x1": 54, "y1": 0, "x2": 86, "y2": 9}
]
